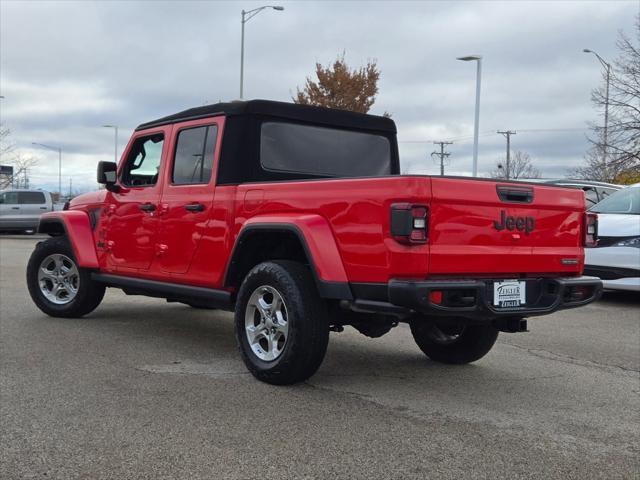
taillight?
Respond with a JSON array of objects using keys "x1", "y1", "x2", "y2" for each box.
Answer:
[
  {"x1": 391, "y1": 203, "x2": 429, "y2": 245},
  {"x1": 584, "y1": 212, "x2": 598, "y2": 247}
]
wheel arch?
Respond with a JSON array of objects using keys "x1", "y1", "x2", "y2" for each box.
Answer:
[
  {"x1": 224, "y1": 218, "x2": 352, "y2": 300},
  {"x1": 38, "y1": 211, "x2": 99, "y2": 269}
]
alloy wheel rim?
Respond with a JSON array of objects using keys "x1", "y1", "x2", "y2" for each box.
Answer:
[
  {"x1": 37, "y1": 254, "x2": 80, "y2": 305},
  {"x1": 245, "y1": 285, "x2": 289, "y2": 361}
]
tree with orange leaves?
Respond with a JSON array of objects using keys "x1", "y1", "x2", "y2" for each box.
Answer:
[{"x1": 293, "y1": 53, "x2": 385, "y2": 115}]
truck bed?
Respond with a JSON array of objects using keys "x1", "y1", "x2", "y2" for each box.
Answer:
[{"x1": 233, "y1": 175, "x2": 586, "y2": 283}]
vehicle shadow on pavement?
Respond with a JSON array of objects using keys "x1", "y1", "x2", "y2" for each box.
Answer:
[
  {"x1": 80, "y1": 297, "x2": 501, "y2": 385},
  {"x1": 598, "y1": 290, "x2": 639, "y2": 306}
]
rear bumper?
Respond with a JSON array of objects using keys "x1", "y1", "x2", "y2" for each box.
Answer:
[{"x1": 384, "y1": 276, "x2": 602, "y2": 319}]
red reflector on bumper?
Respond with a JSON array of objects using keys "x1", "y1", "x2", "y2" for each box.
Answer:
[{"x1": 429, "y1": 290, "x2": 443, "y2": 304}]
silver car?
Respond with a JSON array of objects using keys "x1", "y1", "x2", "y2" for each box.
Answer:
[
  {"x1": 0, "y1": 189, "x2": 54, "y2": 233},
  {"x1": 517, "y1": 179, "x2": 622, "y2": 208}
]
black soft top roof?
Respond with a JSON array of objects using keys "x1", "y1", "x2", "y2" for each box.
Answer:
[{"x1": 135, "y1": 99, "x2": 396, "y2": 133}]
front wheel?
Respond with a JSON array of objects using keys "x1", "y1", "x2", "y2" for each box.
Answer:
[
  {"x1": 234, "y1": 260, "x2": 329, "y2": 385},
  {"x1": 26, "y1": 237, "x2": 106, "y2": 318},
  {"x1": 409, "y1": 318, "x2": 498, "y2": 364}
]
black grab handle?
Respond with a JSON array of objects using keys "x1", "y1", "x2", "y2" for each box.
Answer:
[{"x1": 496, "y1": 186, "x2": 534, "y2": 203}]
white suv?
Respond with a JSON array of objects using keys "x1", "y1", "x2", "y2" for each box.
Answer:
[{"x1": 585, "y1": 183, "x2": 640, "y2": 292}]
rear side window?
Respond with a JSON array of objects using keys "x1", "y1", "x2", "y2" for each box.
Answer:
[
  {"x1": 260, "y1": 122, "x2": 391, "y2": 177},
  {"x1": 121, "y1": 134, "x2": 164, "y2": 187},
  {"x1": 19, "y1": 192, "x2": 46, "y2": 204},
  {"x1": 172, "y1": 125, "x2": 217, "y2": 185},
  {"x1": 0, "y1": 192, "x2": 18, "y2": 204}
]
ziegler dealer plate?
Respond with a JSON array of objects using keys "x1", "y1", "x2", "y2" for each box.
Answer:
[{"x1": 493, "y1": 280, "x2": 526, "y2": 308}]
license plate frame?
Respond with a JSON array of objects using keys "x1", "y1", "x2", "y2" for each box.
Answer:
[{"x1": 493, "y1": 280, "x2": 526, "y2": 308}]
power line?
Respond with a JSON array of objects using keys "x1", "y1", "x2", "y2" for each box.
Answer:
[
  {"x1": 398, "y1": 126, "x2": 588, "y2": 145},
  {"x1": 517, "y1": 128, "x2": 586, "y2": 133},
  {"x1": 400, "y1": 130, "x2": 495, "y2": 144},
  {"x1": 431, "y1": 141, "x2": 453, "y2": 176}
]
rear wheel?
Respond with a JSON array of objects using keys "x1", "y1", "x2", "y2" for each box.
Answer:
[
  {"x1": 409, "y1": 318, "x2": 498, "y2": 364},
  {"x1": 234, "y1": 260, "x2": 329, "y2": 385},
  {"x1": 26, "y1": 237, "x2": 105, "y2": 318}
]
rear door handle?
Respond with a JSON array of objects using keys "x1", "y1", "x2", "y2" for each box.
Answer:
[
  {"x1": 139, "y1": 203, "x2": 156, "y2": 212},
  {"x1": 11, "y1": 206, "x2": 19, "y2": 210},
  {"x1": 184, "y1": 203, "x2": 205, "y2": 212}
]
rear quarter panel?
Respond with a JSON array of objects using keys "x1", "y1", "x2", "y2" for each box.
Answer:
[{"x1": 235, "y1": 177, "x2": 432, "y2": 283}]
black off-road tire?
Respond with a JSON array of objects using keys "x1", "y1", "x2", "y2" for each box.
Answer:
[
  {"x1": 409, "y1": 319, "x2": 499, "y2": 364},
  {"x1": 234, "y1": 260, "x2": 329, "y2": 385},
  {"x1": 26, "y1": 237, "x2": 106, "y2": 318}
]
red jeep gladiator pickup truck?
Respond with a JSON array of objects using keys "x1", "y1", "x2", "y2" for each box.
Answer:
[{"x1": 26, "y1": 100, "x2": 602, "y2": 384}]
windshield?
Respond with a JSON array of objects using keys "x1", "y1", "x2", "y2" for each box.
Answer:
[{"x1": 590, "y1": 186, "x2": 640, "y2": 214}]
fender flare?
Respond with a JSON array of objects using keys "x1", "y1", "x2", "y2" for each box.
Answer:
[
  {"x1": 38, "y1": 211, "x2": 99, "y2": 269},
  {"x1": 225, "y1": 214, "x2": 352, "y2": 300}
]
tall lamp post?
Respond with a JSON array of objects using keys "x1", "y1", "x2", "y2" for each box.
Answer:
[
  {"x1": 583, "y1": 49, "x2": 611, "y2": 166},
  {"x1": 32, "y1": 142, "x2": 62, "y2": 197},
  {"x1": 457, "y1": 55, "x2": 482, "y2": 177},
  {"x1": 240, "y1": 5, "x2": 284, "y2": 99},
  {"x1": 103, "y1": 124, "x2": 119, "y2": 163}
]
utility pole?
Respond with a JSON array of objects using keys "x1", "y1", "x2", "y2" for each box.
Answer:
[
  {"x1": 431, "y1": 141, "x2": 453, "y2": 176},
  {"x1": 497, "y1": 130, "x2": 516, "y2": 179},
  {"x1": 69, "y1": 178, "x2": 72, "y2": 198}
]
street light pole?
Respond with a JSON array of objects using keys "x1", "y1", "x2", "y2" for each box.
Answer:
[
  {"x1": 239, "y1": 5, "x2": 284, "y2": 99},
  {"x1": 457, "y1": 55, "x2": 482, "y2": 177},
  {"x1": 32, "y1": 142, "x2": 62, "y2": 196},
  {"x1": 103, "y1": 125, "x2": 119, "y2": 163},
  {"x1": 583, "y1": 49, "x2": 611, "y2": 167}
]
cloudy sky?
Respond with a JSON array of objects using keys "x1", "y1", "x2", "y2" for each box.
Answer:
[{"x1": 0, "y1": 0, "x2": 637, "y2": 193}]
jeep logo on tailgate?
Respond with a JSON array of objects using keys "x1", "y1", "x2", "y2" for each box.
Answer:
[{"x1": 493, "y1": 210, "x2": 535, "y2": 234}]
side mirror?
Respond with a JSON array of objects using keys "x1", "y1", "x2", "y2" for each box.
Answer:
[{"x1": 97, "y1": 161, "x2": 120, "y2": 192}]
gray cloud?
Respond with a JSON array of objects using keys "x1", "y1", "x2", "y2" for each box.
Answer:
[{"x1": 0, "y1": 0, "x2": 636, "y2": 193}]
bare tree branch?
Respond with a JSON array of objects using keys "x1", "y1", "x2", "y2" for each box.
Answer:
[
  {"x1": 582, "y1": 16, "x2": 640, "y2": 182},
  {"x1": 490, "y1": 151, "x2": 542, "y2": 179}
]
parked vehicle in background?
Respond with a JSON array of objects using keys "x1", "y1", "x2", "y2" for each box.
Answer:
[
  {"x1": 0, "y1": 189, "x2": 54, "y2": 233},
  {"x1": 25, "y1": 100, "x2": 602, "y2": 385},
  {"x1": 518, "y1": 179, "x2": 622, "y2": 208},
  {"x1": 585, "y1": 183, "x2": 640, "y2": 292}
]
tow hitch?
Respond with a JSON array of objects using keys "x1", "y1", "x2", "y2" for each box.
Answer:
[{"x1": 493, "y1": 317, "x2": 528, "y2": 333}]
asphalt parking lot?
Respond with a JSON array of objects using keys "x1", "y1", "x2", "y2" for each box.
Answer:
[{"x1": 1, "y1": 235, "x2": 638, "y2": 480}]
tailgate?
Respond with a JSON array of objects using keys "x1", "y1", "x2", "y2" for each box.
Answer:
[{"x1": 428, "y1": 178, "x2": 586, "y2": 276}]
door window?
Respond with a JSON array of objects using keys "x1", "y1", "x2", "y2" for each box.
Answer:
[
  {"x1": 18, "y1": 191, "x2": 46, "y2": 204},
  {"x1": 172, "y1": 125, "x2": 217, "y2": 185},
  {"x1": 121, "y1": 134, "x2": 165, "y2": 187},
  {"x1": 0, "y1": 192, "x2": 18, "y2": 204}
]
